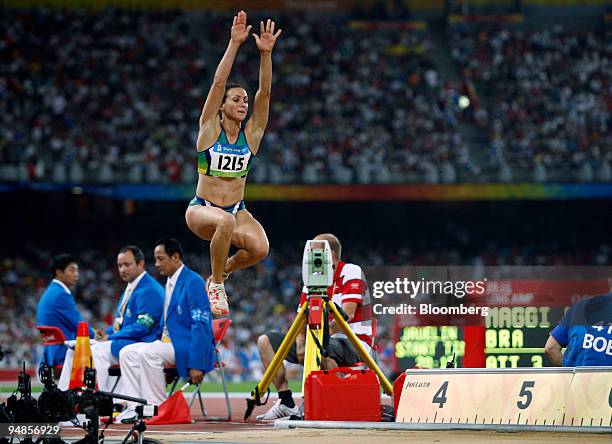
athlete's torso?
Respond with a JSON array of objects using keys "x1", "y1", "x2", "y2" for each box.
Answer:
[{"x1": 198, "y1": 127, "x2": 254, "y2": 178}]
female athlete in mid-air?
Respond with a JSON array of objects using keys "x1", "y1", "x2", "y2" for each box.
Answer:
[{"x1": 186, "y1": 11, "x2": 281, "y2": 316}]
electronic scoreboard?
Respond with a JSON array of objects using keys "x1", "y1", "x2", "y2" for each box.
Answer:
[{"x1": 393, "y1": 279, "x2": 610, "y2": 371}]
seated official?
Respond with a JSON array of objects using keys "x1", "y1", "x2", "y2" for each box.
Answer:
[
  {"x1": 545, "y1": 293, "x2": 612, "y2": 367},
  {"x1": 116, "y1": 238, "x2": 214, "y2": 423},
  {"x1": 36, "y1": 254, "x2": 94, "y2": 375},
  {"x1": 58, "y1": 246, "x2": 164, "y2": 391},
  {"x1": 256, "y1": 233, "x2": 374, "y2": 421}
]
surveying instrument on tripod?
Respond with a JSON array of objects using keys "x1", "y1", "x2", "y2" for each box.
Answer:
[{"x1": 244, "y1": 239, "x2": 393, "y2": 420}]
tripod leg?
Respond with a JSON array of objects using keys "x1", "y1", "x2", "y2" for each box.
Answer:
[
  {"x1": 327, "y1": 301, "x2": 394, "y2": 396},
  {"x1": 301, "y1": 323, "x2": 324, "y2": 392},
  {"x1": 252, "y1": 304, "x2": 307, "y2": 398}
]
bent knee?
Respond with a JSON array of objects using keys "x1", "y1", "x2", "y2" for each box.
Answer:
[
  {"x1": 119, "y1": 347, "x2": 138, "y2": 363},
  {"x1": 251, "y1": 239, "x2": 270, "y2": 261},
  {"x1": 322, "y1": 357, "x2": 338, "y2": 370},
  {"x1": 257, "y1": 334, "x2": 272, "y2": 351},
  {"x1": 216, "y1": 213, "x2": 236, "y2": 237},
  {"x1": 141, "y1": 347, "x2": 160, "y2": 360}
]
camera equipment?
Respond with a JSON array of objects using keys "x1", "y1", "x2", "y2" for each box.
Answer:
[
  {"x1": 245, "y1": 240, "x2": 394, "y2": 420},
  {"x1": 1, "y1": 363, "x2": 157, "y2": 444},
  {"x1": 38, "y1": 364, "x2": 77, "y2": 423},
  {"x1": 5, "y1": 363, "x2": 40, "y2": 423},
  {"x1": 302, "y1": 240, "x2": 333, "y2": 290}
]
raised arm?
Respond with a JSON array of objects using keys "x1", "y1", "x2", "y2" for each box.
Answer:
[
  {"x1": 197, "y1": 11, "x2": 251, "y2": 149},
  {"x1": 246, "y1": 18, "x2": 282, "y2": 154}
]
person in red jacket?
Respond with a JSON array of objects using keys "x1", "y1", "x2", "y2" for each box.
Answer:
[{"x1": 256, "y1": 233, "x2": 374, "y2": 420}]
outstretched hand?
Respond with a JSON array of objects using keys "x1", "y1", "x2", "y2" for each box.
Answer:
[
  {"x1": 230, "y1": 10, "x2": 252, "y2": 45},
  {"x1": 253, "y1": 18, "x2": 282, "y2": 53}
]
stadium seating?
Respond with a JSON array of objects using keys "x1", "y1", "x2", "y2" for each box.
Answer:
[{"x1": 2, "y1": 9, "x2": 605, "y2": 184}]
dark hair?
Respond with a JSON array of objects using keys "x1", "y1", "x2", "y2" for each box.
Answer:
[
  {"x1": 118, "y1": 245, "x2": 145, "y2": 264},
  {"x1": 223, "y1": 81, "x2": 247, "y2": 103},
  {"x1": 219, "y1": 81, "x2": 247, "y2": 120},
  {"x1": 50, "y1": 254, "x2": 77, "y2": 277},
  {"x1": 154, "y1": 237, "x2": 183, "y2": 259}
]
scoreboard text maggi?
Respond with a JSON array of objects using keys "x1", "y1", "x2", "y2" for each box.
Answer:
[{"x1": 484, "y1": 306, "x2": 564, "y2": 368}]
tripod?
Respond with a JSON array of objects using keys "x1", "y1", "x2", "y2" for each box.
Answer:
[{"x1": 245, "y1": 289, "x2": 393, "y2": 420}]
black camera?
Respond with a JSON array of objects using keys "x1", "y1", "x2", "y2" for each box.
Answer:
[
  {"x1": 1, "y1": 363, "x2": 150, "y2": 444},
  {"x1": 3, "y1": 364, "x2": 40, "y2": 424},
  {"x1": 37, "y1": 364, "x2": 77, "y2": 423}
]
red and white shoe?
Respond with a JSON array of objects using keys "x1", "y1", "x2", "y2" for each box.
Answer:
[{"x1": 208, "y1": 282, "x2": 229, "y2": 316}]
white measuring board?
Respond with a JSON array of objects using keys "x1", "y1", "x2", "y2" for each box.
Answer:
[
  {"x1": 396, "y1": 367, "x2": 612, "y2": 428},
  {"x1": 564, "y1": 367, "x2": 612, "y2": 427}
]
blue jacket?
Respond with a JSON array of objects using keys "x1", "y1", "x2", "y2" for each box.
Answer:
[
  {"x1": 165, "y1": 266, "x2": 214, "y2": 378},
  {"x1": 36, "y1": 280, "x2": 94, "y2": 367},
  {"x1": 105, "y1": 272, "x2": 164, "y2": 357}
]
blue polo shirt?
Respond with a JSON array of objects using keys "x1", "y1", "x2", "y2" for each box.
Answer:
[{"x1": 550, "y1": 293, "x2": 612, "y2": 367}]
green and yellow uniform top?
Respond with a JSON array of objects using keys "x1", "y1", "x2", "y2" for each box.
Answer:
[{"x1": 198, "y1": 127, "x2": 254, "y2": 178}]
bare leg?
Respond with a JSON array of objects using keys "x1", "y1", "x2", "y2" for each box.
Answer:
[
  {"x1": 322, "y1": 357, "x2": 338, "y2": 370},
  {"x1": 185, "y1": 205, "x2": 236, "y2": 283},
  {"x1": 257, "y1": 334, "x2": 288, "y2": 391},
  {"x1": 225, "y1": 210, "x2": 269, "y2": 274}
]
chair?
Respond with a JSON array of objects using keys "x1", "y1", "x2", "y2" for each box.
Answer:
[
  {"x1": 35, "y1": 325, "x2": 67, "y2": 380},
  {"x1": 37, "y1": 325, "x2": 122, "y2": 391},
  {"x1": 165, "y1": 318, "x2": 233, "y2": 421}
]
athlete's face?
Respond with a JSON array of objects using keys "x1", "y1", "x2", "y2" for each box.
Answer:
[
  {"x1": 117, "y1": 251, "x2": 145, "y2": 283},
  {"x1": 221, "y1": 88, "x2": 249, "y2": 121}
]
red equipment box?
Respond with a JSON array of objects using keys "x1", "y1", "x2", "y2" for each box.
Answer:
[{"x1": 304, "y1": 368, "x2": 381, "y2": 421}]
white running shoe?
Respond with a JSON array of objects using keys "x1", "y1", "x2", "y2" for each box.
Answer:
[
  {"x1": 256, "y1": 399, "x2": 299, "y2": 421},
  {"x1": 208, "y1": 282, "x2": 229, "y2": 316}
]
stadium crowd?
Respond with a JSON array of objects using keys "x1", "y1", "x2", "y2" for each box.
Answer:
[
  {"x1": 450, "y1": 23, "x2": 611, "y2": 180},
  {"x1": 1, "y1": 241, "x2": 610, "y2": 379},
  {"x1": 14, "y1": 9, "x2": 608, "y2": 184},
  {"x1": 216, "y1": 12, "x2": 479, "y2": 183},
  {"x1": 0, "y1": 9, "x2": 204, "y2": 185}
]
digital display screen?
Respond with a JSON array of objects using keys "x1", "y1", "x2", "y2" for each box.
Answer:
[
  {"x1": 394, "y1": 306, "x2": 568, "y2": 370},
  {"x1": 395, "y1": 326, "x2": 465, "y2": 369},
  {"x1": 483, "y1": 306, "x2": 565, "y2": 368},
  {"x1": 391, "y1": 277, "x2": 609, "y2": 372}
]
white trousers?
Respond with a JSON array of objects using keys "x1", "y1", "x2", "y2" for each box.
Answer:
[
  {"x1": 58, "y1": 341, "x2": 120, "y2": 393},
  {"x1": 119, "y1": 341, "x2": 175, "y2": 411}
]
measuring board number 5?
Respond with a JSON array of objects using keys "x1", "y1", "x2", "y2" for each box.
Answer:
[
  {"x1": 516, "y1": 381, "x2": 535, "y2": 409},
  {"x1": 432, "y1": 381, "x2": 449, "y2": 408},
  {"x1": 217, "y1": 155, "x2": 244, "y2": 171}
]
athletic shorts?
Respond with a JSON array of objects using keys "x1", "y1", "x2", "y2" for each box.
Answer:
[
  {"x1": 265, "y1": 331, "x2": 362, "y2": 367},
  {"x1": 188, "y1": 196, "x2": 246, "y2": 216}
]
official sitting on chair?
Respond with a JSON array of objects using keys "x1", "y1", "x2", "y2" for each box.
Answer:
[
  {"x1": 36, "y1": 253, "x2": 94, "y2": 375},
  {"x1": 117, "y1": 238, "x2": 215, "y2": 423},
  {"x1": 256, "y1": 233, "x2": 374, "y2": 421},
  {"x1": 58, "y1": 245, "x2": 164, "y2": 391}
]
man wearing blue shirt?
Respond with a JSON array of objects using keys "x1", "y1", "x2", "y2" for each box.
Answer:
[
  {"x1": 545, "y1": 293, "x2": 612, "y2": 366},
  {"x1": 58, "y1": 246, "x2": 164, "y2": 391},
  {"x1": 36, "y1": 254, "x2": 93, "y2": 373},
  {"x1": 117, "y1": 238, "x2": 214, "y2": 422}
]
